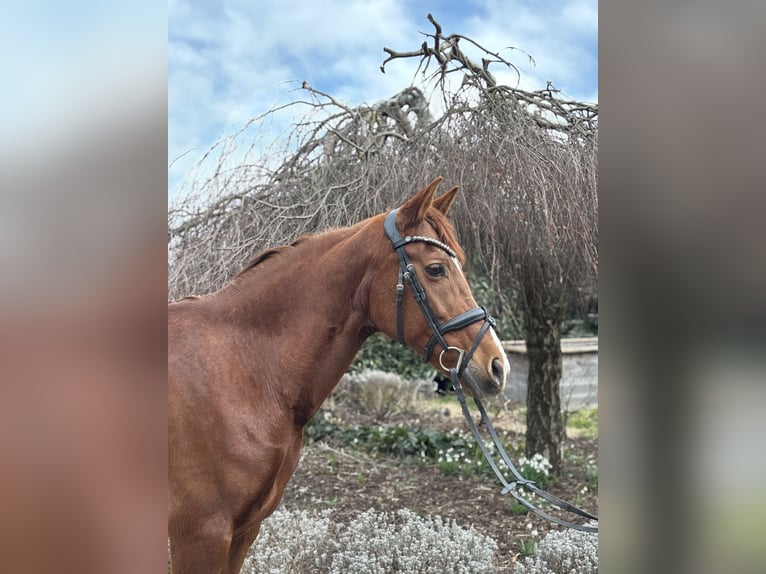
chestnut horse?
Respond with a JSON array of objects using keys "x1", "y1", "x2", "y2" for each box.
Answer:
[{"x1": 168, "y1": 177, "x2": 510, "y2": 573}]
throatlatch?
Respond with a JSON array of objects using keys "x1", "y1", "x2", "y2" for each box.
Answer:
[{"x1": 384, "y1": 208, "x2": 598, "y2": 533}]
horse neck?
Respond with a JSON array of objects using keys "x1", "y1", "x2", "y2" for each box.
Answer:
[{"x1": 216, "y1": 218, "x2": 385, "y2": 414}]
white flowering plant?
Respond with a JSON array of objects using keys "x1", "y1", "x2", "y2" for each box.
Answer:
[
  {"x1": 513, "y1": 521, "x2": 598, "y2": 574},
  {"x1": 516, "y1": 453, "x2": 555, "y2": 488},
  {"x1": 242, "y1": 507, "x2": 497, "y2": 574}
]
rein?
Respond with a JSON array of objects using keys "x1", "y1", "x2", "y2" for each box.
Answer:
[{"x1": 384, "y1": 208, "x2": 598, "y2": 533}]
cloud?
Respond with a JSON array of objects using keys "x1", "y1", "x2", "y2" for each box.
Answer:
[
  {"x1": 168, "y1": 0, "x2": 418, "y2": 196},
  {"x1": 460, "y1": 0, "x2": 598, "y2": 99},
  {"x1": 168, "y1": 0, "x2": 598, "y2": 199}
]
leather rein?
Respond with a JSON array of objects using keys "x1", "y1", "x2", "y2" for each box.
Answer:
[{"x1": 384, "y1": 209, "x2": 598, "y2": 533}]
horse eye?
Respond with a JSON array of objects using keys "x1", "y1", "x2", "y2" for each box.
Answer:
[{"x1": 424, "y1": 264, "x2": 446, "y2": 277}]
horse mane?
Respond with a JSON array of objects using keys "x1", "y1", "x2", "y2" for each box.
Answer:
[
  {"x1": 235, "y1": 206, "x2": 463, "y2": 281},
  {"x1": 235, "y1": 236, "x2": 311, "y2": 278},
  {"x1": 170, "y1": 295, "x2": 202, "y2": 303}
]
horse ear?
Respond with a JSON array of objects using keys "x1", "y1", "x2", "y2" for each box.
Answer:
[
  {"x1": 433, "y1": 185, "x2": 459, "y2": 216},
  {"x1": 400, "y1": 177, "x2": 443, "y2": 224}
]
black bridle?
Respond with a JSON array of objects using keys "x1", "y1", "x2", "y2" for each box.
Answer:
[
  {"x1": 384, "y1": 209, "x2": 495, "y2": 372},
  {"x1": 384, "y1": 208, "x2": 598, "y2": 533}
]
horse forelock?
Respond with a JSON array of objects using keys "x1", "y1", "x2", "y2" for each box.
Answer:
[{"x1": 405, "y1": 208, "x2": 465, "y2": 264}]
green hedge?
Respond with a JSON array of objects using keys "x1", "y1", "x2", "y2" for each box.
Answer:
[{"x1": 350, "y1": 333, "x2": 434, "y2": 380}]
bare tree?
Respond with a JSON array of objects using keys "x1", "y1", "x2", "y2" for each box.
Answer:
[
  {"x1": 168, "y1": 83, "x2": 444, "y2": 299},
  {"x1": 168, "y1": 14, "x2": 598, "y2": 473},
  {"x1": 379, "y1": 15, "x2": 597, "y2": 472}
]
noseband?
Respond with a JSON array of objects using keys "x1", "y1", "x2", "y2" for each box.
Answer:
[
  {"x1": 383, "y1": 208, "x2": 598, "y2": 533},
  {"x1": 383, "y1": 209, "x2": 495, "y2": 374}
]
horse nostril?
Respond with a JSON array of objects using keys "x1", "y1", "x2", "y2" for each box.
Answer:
[{"x1": 491, "y1": 358, "x2": 504, "y2": 384}]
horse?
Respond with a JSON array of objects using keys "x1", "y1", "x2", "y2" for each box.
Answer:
[{"x1": 168, "y1": 177, "x2": 510, "y2": 574}]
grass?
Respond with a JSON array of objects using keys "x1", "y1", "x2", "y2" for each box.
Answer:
[
  {"x1": 565, "y1": 407, "x2": 599, "y2": 437},
  {"x1": 507, "y1": 498, "x2": 528, "y2": 516},
  {"x1": 519, "y1": 537, "x2": 537, "y2": 557},
  {"x1": 586, "y1": 462, "x2": 598, "y2": 489},
  {"x1": 432, "y1": 396, "x2": 597, "y2": 439}
]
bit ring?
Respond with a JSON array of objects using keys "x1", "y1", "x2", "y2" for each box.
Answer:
[{"x1": 439, "y1": 346, "x2": 465, "y2": 373}]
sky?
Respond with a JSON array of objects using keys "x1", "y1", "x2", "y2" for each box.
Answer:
[{"x1": 168, "y1": 0, "x2": 598, "y2": 202}]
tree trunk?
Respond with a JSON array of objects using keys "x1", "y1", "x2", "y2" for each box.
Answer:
[{"x1": 525, "y1": 313, "x2": 564, "y2": 474}]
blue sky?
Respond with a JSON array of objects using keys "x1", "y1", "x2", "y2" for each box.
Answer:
[{"x1": 168, "y1": 0, "x2": 597, "y2": 201}]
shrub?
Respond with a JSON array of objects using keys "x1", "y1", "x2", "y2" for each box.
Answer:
[
  {"x1": 350, "y1": 334, "x2": 435, "y2": 379},
  {"x1": 333, "y1": 508, "x2": 496, "y2": 573},
  {"x1": 513, "y1": 522, "x2": 598, "y2": 574},
  {"x1": 242, "y1": 509, "x2": 335, "y2": 573},
  {"x1": 243, "y1": 507, "x2": 497, "y2": 574},
  {"x1": 339, "y1": 370, "x2": 430, "y2": 421}
]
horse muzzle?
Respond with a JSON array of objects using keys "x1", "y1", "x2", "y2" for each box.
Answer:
[{"x1": 459, "y1": 356, "x2": 508, "y2": 399}]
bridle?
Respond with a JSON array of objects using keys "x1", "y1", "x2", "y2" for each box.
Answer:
[
  {"x1": 384, "y1": 208, "x2": 494, "y2": 373},
  {"x1": 384, "y1": 208, "x2": 598, "y2": 533}
]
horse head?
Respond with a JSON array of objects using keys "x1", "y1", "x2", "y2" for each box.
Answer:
[{"x1": 368, "y1": 177, "x2": 510, "y2": 399}]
